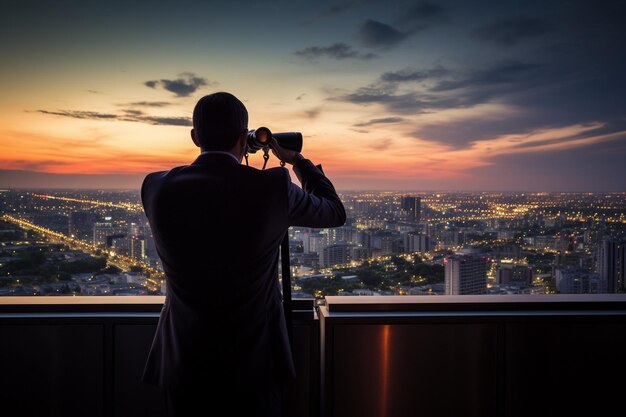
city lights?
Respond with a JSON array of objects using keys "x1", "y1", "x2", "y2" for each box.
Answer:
[{"x1": 1, "y1": 190, "x2": 625, "y2": 298}]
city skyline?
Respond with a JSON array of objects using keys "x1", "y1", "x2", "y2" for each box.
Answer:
[
  {"x1": 1, "y1": 0, "x2": 625, "y2": 191},
  {"x1": 2, "y1": 189, "x2": 625, "y2": 297}
]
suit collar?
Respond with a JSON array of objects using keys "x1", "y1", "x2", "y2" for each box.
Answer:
[{"x1": 191, "y1": 151, "x2": 241, "y2": 166}]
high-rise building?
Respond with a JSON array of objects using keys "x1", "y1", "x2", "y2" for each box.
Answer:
[
  {"x1": 145, "y1": 233, "x2": 158, "y2": 259},
  {"x1": 93, "y1": 222, "x2": 132, "y2": 255},
  {"x1": 495, "y1": 263, "x2": 532, "y2": 286},
  {"x1": 555, "y1": 267, "x2": 605, "y2": 294},
  {"x1": 405, "y1": 232, "x2": 430, "y2": 254},
  {"x1": 130, "y1": 235, "x2": 147, "y2": 260},
  {"x1": 93, "y1": 222, "x2": 115, "y2": 246},
  {"x1": 129, "y1": 222, "x2": 148, "y2": 260},
  {"x1": 308, "y1": 232, "x2": 325, "y2": 254},
  {"x1": 350, "y1": 246, "x2": 369, "y2": 262},
  {"x1": 444, "y1": 255, "x2": 488, "y2": 295},
  {"x1": 401, "y1": 196, "x2": 421, "y2": 223},
  {"x1": 129, "y1": 222, "x2": 147, "y2": 237},
  {"x1": 438, "y1": 229, "x2": 465, "y2": 248},
  {"x1": 321, "y1": 228, "x2": 339, "y2": 248},
  {"x1": 321, "y1": 244, "x2": 352, "y2": 267},
  {"x1": 109, "y1": 235, "x2": 130, "y2": 256},
  {"x1": 380, "y1": 235, "x2": 398, "y2": 256},
  {"x1": 336, "y1": 225, "x2": 356, "y2": 245},
  {"x1": 617, "y1": 242, "x2": 626, "y2": 292},
  {"x1": 598, "y1": 237, "x2": 618, "y2": 293},
  {"x1": 358, "y1": 229, "x2": 374, "y2": 250}
]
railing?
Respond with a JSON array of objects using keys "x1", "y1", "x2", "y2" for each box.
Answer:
[
  {"x1": 319, "y1": 295, "x2": 626, "y2": 417},
  {"x1": 2, "y1": 295, "x2": 626, "y2": 417},
  {"x1": 0, "y1": 297, "x2": 318, "y2": 417}
]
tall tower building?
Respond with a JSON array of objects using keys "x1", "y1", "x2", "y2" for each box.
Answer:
[
  {"x1": 617, "y1": 241, "x2": 626, "y2": 292},
  {"x1": 445, "y1": 255, "x2": 488, "y2": 295},
  {"x1": 598, "y1": 237, "x2": 618, "y2": 293},
  {"x1": 401, "y1": 196, "x2": 421, "y2": 223},
  {"x1": 308, "y1": 232, "x2": 325, "y2": 254},
  {"x1": 130, "y1": 235, "x2": 147, "y2": 260}
]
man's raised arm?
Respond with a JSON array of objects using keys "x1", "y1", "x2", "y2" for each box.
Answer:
[{"x1": 270, "y1": 138, "x2": 346, "y2": 228}]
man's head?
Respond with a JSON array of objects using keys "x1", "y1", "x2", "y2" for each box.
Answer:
[{"x1": 191, "y1": 92, "x2": 248, "y2": 152}]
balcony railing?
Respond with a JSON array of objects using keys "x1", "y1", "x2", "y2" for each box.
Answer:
[{"x1": 1, "y1": 295, "x2": 626, "y2": 417}]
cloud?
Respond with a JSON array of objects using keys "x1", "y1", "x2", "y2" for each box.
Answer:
[
  {"x1": 296, "y1": 93, "x2": 306, "y2": 101},
  {"x1": 338, "y1": 60, "x2": 541, "y2": 114},
  {"x1": 136, "y1": 115, "x2": 191, "y2": 126},
  {"x1": 36, "y1": 109, "x2": 191, "y2": 126},
  {"x1": 431, "y1": 60, "x2": 538, "y2": 91},
  {"x1": 304, "y1": 107, "x2": 322, "y2": 119},
  {"x1": 84, "y1": 89, "x2": 104, "y2": 94},
  {"x1": 380, "y1": 65, "x2": 448, "y2": 82},
  {"x1": 338, "y1": 83, "x2": 456, "y2": 113},
  {"x1": 339, "y1": 86, "x2": 427, "y2": 112},
  {"x1": 399, "y1": 1, "x2": 446, "y2": 23},
  {"x1": 356, "y1": 20, "x2": 411, "y2": 48},
  {"x1": 37, "y1": 110, "x2": 118, "y2": 120},
  {"x1": 354, "y1": 117, "x2": 405, "y2": 127},
  {"x1": 472, "y1": 17, "x2": 553, "y2": 46},
  {"x1": 0, "y1": 160, "x2": 72, "y2": 172},
  {"x1": 467, "y1": 134, "x2": 626, "y2": 191},
  {"x1": 313, "y1": 1, "x2": 360, "y2": 20},
  {"x1": 144, "y1": 72, "x2": 213, "y2": 97},
  {"x1": 367, "y1": 138, "x2": 393, "y2": 151},
  {"x1": 294, "y1": 42, "x2": 377, "y2": 61},
  {"x1": 122, "y1": 101, "x2": 173, "y2": 107}
]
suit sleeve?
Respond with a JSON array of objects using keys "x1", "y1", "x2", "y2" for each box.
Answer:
[
  {"x1": 141, "y1": 170, "x2": 170, "y2": 221},
  {"x1": 140, "y1": 175, "x2": 150, "y2": 214},
  {"x1": 285, "y1": 159, "x2": 346, "y2": 228},
  {"x1": 141, "y1": 172, "x2": 161, "y2": 219}
]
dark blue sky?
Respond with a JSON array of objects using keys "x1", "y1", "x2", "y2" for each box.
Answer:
[{"x1": 1, "y1": 0, "x2": 625, "y2": 190}]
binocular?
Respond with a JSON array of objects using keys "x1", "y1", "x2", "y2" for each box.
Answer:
[{"x1": 246, "y1": 127, "x2": 303, "y2": 154}]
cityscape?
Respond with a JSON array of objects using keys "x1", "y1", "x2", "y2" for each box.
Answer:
[{"x1": 1, "y1": 188, "x2": 624, "y2": 298}]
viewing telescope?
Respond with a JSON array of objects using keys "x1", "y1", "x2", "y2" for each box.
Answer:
[{"x1": 246, "y1": 127, "x2": 303, "y2": 154}]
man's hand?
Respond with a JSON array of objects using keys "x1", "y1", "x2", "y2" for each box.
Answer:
[{"x1": 269, "y1": 137, "x2": 305, "y2": 165}]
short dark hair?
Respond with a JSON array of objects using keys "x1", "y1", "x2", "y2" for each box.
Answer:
[{"x1": 192, "y1": 92, "x2": 248, "y2": 151}]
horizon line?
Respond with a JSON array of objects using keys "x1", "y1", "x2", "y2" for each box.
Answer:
[{"x1": 1, "y1": 187, "x2": 625, "y2": 194}]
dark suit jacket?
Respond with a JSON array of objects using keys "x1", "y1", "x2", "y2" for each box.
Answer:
[{"x1": 140, "y1": 152, "x2": 346, "y2": 392}]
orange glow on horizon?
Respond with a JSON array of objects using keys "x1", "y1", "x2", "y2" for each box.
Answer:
[{"x1": 2, "y1": 95, "x2": 625, "y2": 188}]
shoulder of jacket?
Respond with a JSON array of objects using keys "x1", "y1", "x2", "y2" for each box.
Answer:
[
  {"x1": 144, "y1": 166, "x2": 187, "y2": 181},
  {"x1": 142, "y1": 167, "x2": 189, "y2": 193}
]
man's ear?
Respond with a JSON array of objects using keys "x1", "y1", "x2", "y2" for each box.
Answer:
[
  {"x1": 239, "y1": 130, "x2": 248, "y2": 148},
  {"x1": 191, "y1": 129, "x2": 200, "y2": 148}
]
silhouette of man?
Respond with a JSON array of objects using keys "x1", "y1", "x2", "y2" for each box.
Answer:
[{"x1": 140, "y1": 92, "x2": 346, "y2": 416}]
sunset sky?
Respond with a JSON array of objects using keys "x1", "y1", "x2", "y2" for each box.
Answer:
[{"x1": 1, "y1": 0, "x2": 625, "y2": 191}]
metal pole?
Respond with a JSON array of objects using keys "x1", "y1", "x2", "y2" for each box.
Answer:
[{"x1": 280, "y1": 232, "x2": 294, "y2": 352}]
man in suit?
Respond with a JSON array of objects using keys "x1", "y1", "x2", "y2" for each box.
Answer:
[{"x1": 141, "y1": 92, "x2": 346, "y2": 416}]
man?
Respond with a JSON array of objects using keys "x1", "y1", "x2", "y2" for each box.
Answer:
[{"x1": 140, "y1": 92, "x2": 346, "y2": 416}]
